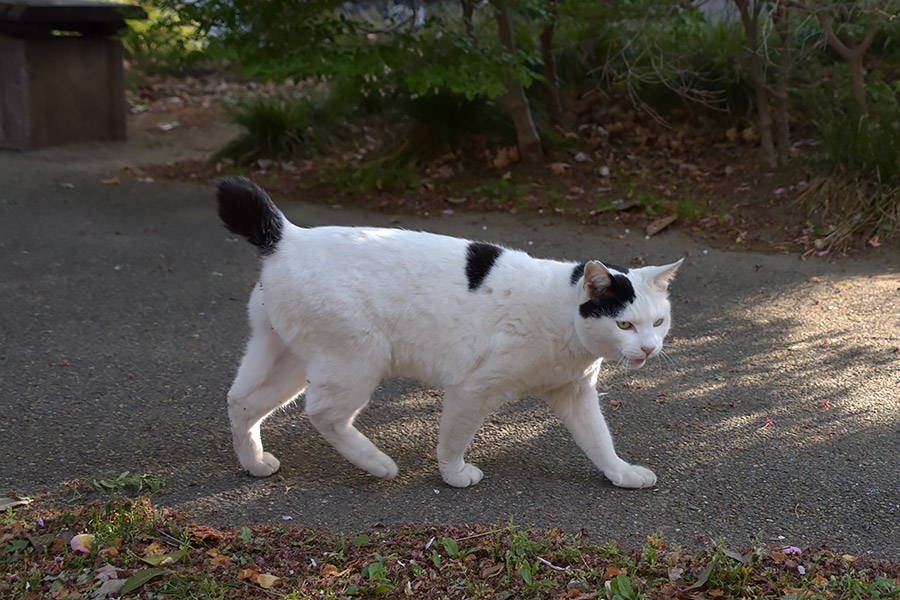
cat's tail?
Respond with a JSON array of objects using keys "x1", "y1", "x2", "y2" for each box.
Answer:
[{"x1": 216, "y1": 177, "x2": 285, "y2": 255}]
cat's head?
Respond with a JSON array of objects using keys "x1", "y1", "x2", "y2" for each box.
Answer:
[{"x1": 573, "y1": 259, "x2": 683, "y2": 368}]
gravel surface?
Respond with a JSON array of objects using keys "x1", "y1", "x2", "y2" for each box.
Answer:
[{"x1": 1, "y1": 146, "x2": 898, "y2": 559}]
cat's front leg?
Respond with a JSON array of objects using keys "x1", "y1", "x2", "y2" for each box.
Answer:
[
  {"x1": 228, "y1": 311, "x2": 310, "y2": 477},
  {"x1": 546, "y1": 382, "x2": 656, "y2": 489},
  {"x1": 436, "y1": 389, "x2": 491, "y2": 487}
]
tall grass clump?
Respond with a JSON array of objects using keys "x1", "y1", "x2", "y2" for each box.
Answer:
[
  {"x1": 218, "y1": 93, "x2": 347, "y2": 165},
  {"x1": 801, "y1": 81, "x2": 900, "y2": 250}
]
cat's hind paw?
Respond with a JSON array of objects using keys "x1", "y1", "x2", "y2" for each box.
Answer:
[
  {"x1": 606, "y1": 464, "x2": 656, "y2": 489},
  {"x1": 441, "y1": 463, "x2": 484, "y2": 488},
  {"x1": 243, "y1": 451, "x2": 281, "y2": 477}
]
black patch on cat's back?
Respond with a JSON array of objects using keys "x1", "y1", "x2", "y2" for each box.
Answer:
[
  {"x1": 578, "y1": 272, "x2": 636, "y2": 319},
  {"x1": 465, "y1": 242, "x2": 503, "y2": 290}
]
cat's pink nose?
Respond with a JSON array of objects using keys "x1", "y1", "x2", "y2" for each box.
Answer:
[{"x1": 641, "y1": 346, "x2": 654, "y2": 357}]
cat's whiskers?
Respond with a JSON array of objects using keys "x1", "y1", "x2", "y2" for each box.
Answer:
[{"x1": 657, "y1": 349, "x2": 677, "y2": 370}]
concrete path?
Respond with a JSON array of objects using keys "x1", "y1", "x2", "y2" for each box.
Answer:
[{"x1": 1, "y1": 145, "x2": 897, "y2": 559}]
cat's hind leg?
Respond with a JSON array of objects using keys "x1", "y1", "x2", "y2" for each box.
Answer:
[
  {"x1": 545, "y1": 381, "x2": 656, "y2": 488},
  {"x1": 228, "y1": 291, "x2": 308, "y2": 477},
  {"x1": 304, "y1": 370, "x2": 399, "y2": 480},
  {"x1": 436, "y1": 388, "x2": 493, "y2": 488}
]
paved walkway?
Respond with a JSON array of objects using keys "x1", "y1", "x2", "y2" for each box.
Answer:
[{"x1": 1, "y1": 145, "x2": 897, "y2": 558}]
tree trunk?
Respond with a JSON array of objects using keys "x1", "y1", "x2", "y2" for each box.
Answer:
[
  {"x1": 540, "y1": 0, "x2": 565, "y2": 126},
  {"x1": 734, "y1": 0, "x2": 777, "y2": 168},
  {"x1": 848, "y1": 53, "x2": 868, "y2": 115},
  {"x1": 808, "y1": 0, "x2": 887, "y2": 116},
  {"x1": 493, "y1": 1, "x2": 544, "y2": 163},
  {"x1": 461, "y1": 0, "x2": 474, "y2": 39},
  {"x1": 773, "y1": 2, "x2": 792, "y2": 166}
]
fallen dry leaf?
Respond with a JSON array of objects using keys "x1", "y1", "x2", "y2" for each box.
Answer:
[
  {"x1": 209, "y1": 553, "x2": 233, "y2": 568},
  {"x1": 102, "y1": 177, "x2": 120, "y2": 185},
  {"x1": 256, "y1": 573, "x2": 280, "y2": 589},
  {"x1": 549, "y1": 162, "x2": 569, "y2": 175},
  {"x1": 645, "y1": 214, "x2": 677, "y2": 237},
  {"x1": 93, "y1": 578, "x2": 126, "y2": 600},
  {"x1": 95, "y1": 564, "x2": 118, "y2": 581},
  {"x1": 480, "y1": 562, "x2": 504, "y2": 578},
  {"x1": 70, "y1": 534, "x2": 94, "y2": 553},
  {"x1": 0, "y1": 495, "x2": 32, "y2": 511},
  {"x1": 603, "y1": 566, "x2": 622, "y2": 580},
  {"x1": 143, "y1": 542, "x2": 165, "y2": 557},
  {"x1": 493, "y1": 146, "x2": 519, "y2": 168},
  {"x1": 185, "y1": 524, "x2": 225, "y2": 544}
]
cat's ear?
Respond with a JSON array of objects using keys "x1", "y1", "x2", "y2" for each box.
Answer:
[
  {"x1": 644, "y1": 258, "x2": 683, "y2": 292},
  {"x1": 583, "y1": 261, "x2": 614, "y2": 297}
]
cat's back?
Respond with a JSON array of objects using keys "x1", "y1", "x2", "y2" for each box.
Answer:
[{"x1": 272, "y1": 224, "x2": 469, "y2": 281}]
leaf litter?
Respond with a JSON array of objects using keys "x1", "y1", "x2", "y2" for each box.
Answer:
[{"x1": 2, "y1": 497, "x2": 898, "y2": 599}]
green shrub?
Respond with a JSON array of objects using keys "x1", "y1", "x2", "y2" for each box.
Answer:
[
  {"x1": 801, "y1": 80, "x2": 900, "y2": 248},
  {"x1": 121, "y1": 5, "x2": 206, "y2": 74},
  {"x1": 218, "y1": 94, "x2": 338, "y2": 164},
  {"x1": 818, "y1": 81, "x2": 900, "y2": 182}
]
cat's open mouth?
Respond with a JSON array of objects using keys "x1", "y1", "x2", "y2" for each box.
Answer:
[{"x1": 626, "y1": 358, "x2": 646, "y2": 368}]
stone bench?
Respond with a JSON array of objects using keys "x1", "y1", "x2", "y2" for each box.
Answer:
[{"x1": 0, "y1": 0, "x2": 147, "y2": 149}]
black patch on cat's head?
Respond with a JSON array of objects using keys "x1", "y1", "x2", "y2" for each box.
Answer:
[
  {"x1": 571, "y1": 262, "x2": 629, "y2": 285},
  {"x1": 466, "y1": 242, "x2": 503, "y2": 290},
  {"x1": 578, "y1": 269, "x2": 635, "y2": 319}
]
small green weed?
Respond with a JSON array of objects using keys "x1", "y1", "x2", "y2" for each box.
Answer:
[
  {"x1": 87, "y1": 471, "x2": 166, "y2": 495},
  {"x1": 333, "y1": 162, "x2": 423, "y2": 194},
  {"x1": 481, "y1": 176, "x2": 523, "y2": 205}
]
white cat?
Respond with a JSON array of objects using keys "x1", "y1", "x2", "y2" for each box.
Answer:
[{"x1": 217, "y1": 178, "x2": 682, "y2": 489}]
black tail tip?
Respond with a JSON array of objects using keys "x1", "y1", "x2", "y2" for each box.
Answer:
[
  {"x1": 216, "y1": 176, "x2": 266, "y2": 201},
  {"x1": 216, "y1": 177, "x2": 283, "y2": 254}
]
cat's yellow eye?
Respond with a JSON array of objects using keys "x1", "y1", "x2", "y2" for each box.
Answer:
[
  {"x1": 616, "y1": 321, "x2": 632, "y2": 330},
  {"x1": 653, "y1": 318, "x2": 664, "y2": 327}
]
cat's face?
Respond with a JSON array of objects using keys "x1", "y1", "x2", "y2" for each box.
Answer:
[{"x1": 574, "y1": 260, "x2": 682, "y2": 368}]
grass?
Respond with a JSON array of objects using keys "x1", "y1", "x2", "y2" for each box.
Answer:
[
  {"x1": 2, "y1": 497, "x2": 899, "y2": 599},
  {"x1": 799, "y1": 82, "x2": 900, "y2": 252},
  {"x1": 218, "y1": 93, "x2": 351, "y2": 166}
]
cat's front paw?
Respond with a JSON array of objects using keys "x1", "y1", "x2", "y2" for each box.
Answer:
[
  {"x1": 364, "y1": 453, "x2": 399, "y2": 480},
  {"x1": 441, "y1": 463, "x2": 484, "y2": 488},
  {"x1": 606, "y1": 464, "x2": 656, "y2": 489},
  {"x1": 243, "y1": 451, "x2": 281, "y2": 477}
]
